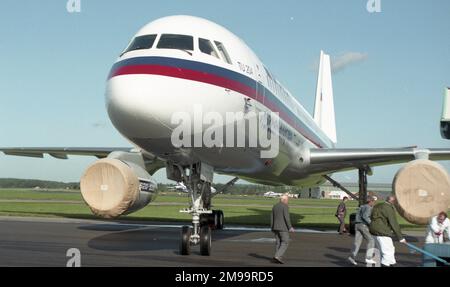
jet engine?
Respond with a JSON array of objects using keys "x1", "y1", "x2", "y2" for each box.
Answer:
[
  {"x1": 80, "y1": 153, "x2": 158, "y2": 219},
  {"x1": 393, "y1": 159, "x2": 450, "y2": 225}
]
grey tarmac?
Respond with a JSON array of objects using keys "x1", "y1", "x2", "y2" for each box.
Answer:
[{"x1": 0, "y1": 217, "x2": 422, "y2": 267}]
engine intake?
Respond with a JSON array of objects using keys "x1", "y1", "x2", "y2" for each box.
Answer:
[
  {"x1": 80, "y1": 157, "x2": 157, "y2": 218},
  {"x1": 393, "y1": 159, "x2": 450, "y2": 225}
]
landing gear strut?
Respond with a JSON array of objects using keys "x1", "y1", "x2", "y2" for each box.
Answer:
[
  {"x1": 358, "y1": 168, "x2": 369, "y2": 206},
  {"x1": 172, "y1": 163, "x2": 220, "y2": 256},
  {"x1": 324, "y1": 166, "x2": 372, "y2": 235},
  {"x1": 167, "y1": 163, "x2": 235, "y2": 256}
]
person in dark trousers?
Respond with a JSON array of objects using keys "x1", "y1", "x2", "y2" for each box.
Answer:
[
  {"x1": 271, "y1": 194, "x2": 295, "y2": 264},
  {"x1": 335, "y1": 197, "x2": 348, "y2": 234},
  {"x1": 369, "y1": 195, "x2": 407, "y2": 267},
  {"x1": 348, "y1": 196, "x2": 377, "y2": 266}
]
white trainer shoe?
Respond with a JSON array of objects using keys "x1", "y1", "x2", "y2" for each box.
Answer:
[
  {"x1": 365, "y1": 258, "x2": 377, "y2": 265},
  {"x1": 348, "y1": 256, "x2": 357, "y2": 266}
]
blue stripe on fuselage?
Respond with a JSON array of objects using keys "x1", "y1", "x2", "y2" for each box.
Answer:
[{"x1": 110, "y1": 56, "x2": 332, "y2": 148}]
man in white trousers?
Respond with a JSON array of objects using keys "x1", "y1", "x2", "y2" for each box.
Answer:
[
  {"x1": 425, "y1": 212, "x2": 450, "y2": 244},
  {"x1": 369, "y1": 195, "x2": 407, "y2": 267}
]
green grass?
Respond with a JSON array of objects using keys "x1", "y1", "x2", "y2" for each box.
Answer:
[
  {"x1": 0, "y1": 189, "x2": 82, "y2": 201},
  {"x1": 0, "y1": 189, "x2": 425, "y2": 231},
  {"x1": 156, "y1": 193, "x2": 360, "y2": 208}
]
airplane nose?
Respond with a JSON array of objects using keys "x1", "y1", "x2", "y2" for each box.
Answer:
[{"x1": 105, "y1": 75, "x2": 173, "y2": 139}]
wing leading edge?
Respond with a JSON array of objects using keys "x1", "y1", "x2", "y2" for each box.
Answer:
[
  {"x1": 0, "y1": 147, "x2": 134, "y2": 159},
  {"x1": 308, "y1": 147, "x2": 450, "y2": 175},
  {"x1": 0, "y1": 147, "x2": 165, "y2": 175}
]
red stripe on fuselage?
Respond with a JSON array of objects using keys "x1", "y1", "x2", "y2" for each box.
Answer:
[{"x1": 110, "y1": 64, "x2": 324, "y2": 148}]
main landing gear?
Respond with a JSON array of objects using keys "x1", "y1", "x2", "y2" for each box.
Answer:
[
  {"x1": 324, "y1": 166, "x2": 372, "y2": 235},
  {"x1": 168, "y1": 162, "x2": 228, "y2": 256}
]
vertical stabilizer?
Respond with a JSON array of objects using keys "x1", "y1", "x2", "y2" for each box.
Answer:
[{"x1": 314, "y1": 50, "x2": 337, "y2": 143}]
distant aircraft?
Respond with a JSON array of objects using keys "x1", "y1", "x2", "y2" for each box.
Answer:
[
  {"x1": 170, "y1": 182, "x2": 216, "y2": 194},
  {"x1": 441, "y1": 87, "x2": 450, "y2": 139},
  {"x1": 168, "y1": 182, "x2": 189, "y2": 193},
  {"x1": 2, "y1": 15, "x2": 450, "y2": 256},
  {"x1": 263, "y1": 191, "x2": 282, "y2": 198}
]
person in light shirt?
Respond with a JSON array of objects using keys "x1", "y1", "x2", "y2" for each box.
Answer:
[{"x1": 425, "y1": 212, "x2": 450, "y2": 244}]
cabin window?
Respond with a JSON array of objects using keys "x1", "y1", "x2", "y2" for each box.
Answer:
[
  {"x1": 157, "y1": 34, "x2": 194, "y2": 51},
  {"x1": 123, "y1": 34, "x2": 157, "y2": 54},
  {"x1": 214, "y1": 41, "x2": 232, "y2": 64},
  {"x1": 199, "y1": 38, "x2": 219, "y2": 59}
]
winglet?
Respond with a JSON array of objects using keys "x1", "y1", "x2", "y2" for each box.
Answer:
[{"x1": 314, "y1": 51, "x2": 337, "y2": 144}]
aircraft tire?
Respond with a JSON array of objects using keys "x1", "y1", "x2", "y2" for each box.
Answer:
[
  {"x1": 217, "y1": 210, "x2": 224, "y2": 230},
  {"x1": 180, "y1": 225, "x2": 191, "y2": 255},
  {"x1": 200, "y1": 225, "x2": 211, "y2": 256}
]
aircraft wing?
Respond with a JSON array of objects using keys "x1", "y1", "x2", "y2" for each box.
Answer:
[
  {"x1": 0, "y1": 147, "x2": 165, "y2": 174},
  {"x1": 308, "y1": 147, "x2": 450, "y2": 175},
  {"x1": 0, "y1": 147, "x2": 134, "y2": 159}
]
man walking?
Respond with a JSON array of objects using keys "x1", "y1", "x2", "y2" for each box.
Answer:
[
  {"x1": 348, "y1": 196, "x2": 377, "y2": 266},
  {"x1": 335, "y1": 197, "x2": 348, "y2": 234},
  {"x1": 369, "y1": 195, "x2": 406, "y2": 267},
  {"x1": 271, "y1": 194, "x2": 295, "y2": 264}
]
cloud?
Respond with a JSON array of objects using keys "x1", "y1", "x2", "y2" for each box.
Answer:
[
  {"x1": 91, "y1": 122, "x2": 107, "y2": 128},
  {"x1": 310, "y1": 51, "x2": 368, "y2": 74},
  {"x1": 331, "y1": 52, "x2": 368, "y2": 73}
]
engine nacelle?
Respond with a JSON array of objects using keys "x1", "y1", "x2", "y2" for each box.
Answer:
[
  {"x1": 393, "y1": 159, "x2": 450, "y2": 225},
  {"x1": 80, "y1": 156, "x2": 157, "y2": 219}
]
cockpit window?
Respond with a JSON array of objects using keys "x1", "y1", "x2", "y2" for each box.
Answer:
[
  {"x1": 214, "y1": 41, "x2": 232, "y2": 64},
  {"x1": 123, "y1": 34, "x2": 157, "y2": 54},
  {"x1": 199, "y1": 38, "x2": 219, "y2": 59},
  {"x1": 157, "y1": 34, "x2": 194, "y2": 51}
]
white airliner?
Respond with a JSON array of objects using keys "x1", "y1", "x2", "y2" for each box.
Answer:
[
  {"x1": 263, "y1": 192, "x2": 282, "y2": 198},
  {"x1": 2, "y1": 15, "x2": 450, "y2": 256},
  {"x1": 170, "y1": 182, "x2": 217, "y2": 194}
]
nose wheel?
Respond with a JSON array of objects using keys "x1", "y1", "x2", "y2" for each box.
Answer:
[
  {"x1": 180, "y1": 226, "x2": 192, "y2": 255},
  {"x1": 174, "y1": 163, "x2": 229, "y2": 256},
  {"x1": 181, "y1": 224, "x2": 212, "y2": 256},
  {"x1": 199, "y1": 225, "x2": 211, "y2": 256},
  {"x1": 216, "y1": 210, "x2": 224, "y2": 230}
]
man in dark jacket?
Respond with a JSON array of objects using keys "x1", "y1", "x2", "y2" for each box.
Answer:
[
  {"x1": 335, "y1": 197, "x2": 348, "y2": 234},
  {"x1": 348, "y1": 196, "x2": 377, "y2": 266},
  {"x1": 369, "y1": 195, "x2": 407, "y2": 267},
  {"x1": 271, "y1": 194, "x2": 295, "y2": 264}
]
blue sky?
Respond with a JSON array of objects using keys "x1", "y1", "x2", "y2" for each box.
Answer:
[{"x1": 0, "y1": 0, "x2": 449, "y2": 184}]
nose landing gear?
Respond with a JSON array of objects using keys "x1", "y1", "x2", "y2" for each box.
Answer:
[
  {"x1": 168, "y1": 162, "x2": 235, "y2": 256},
  {"x1": 174, "y1": 163, "x2": 215, "y2": 256}
]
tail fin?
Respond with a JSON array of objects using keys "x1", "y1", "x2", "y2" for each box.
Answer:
[{"x1": 314, "y1": 50, "x2": 337, "y2": 144}]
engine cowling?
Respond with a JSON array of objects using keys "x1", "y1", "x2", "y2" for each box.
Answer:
[
  {"x1": 80, "y1": 158, "x2": 157, "y2": 218},
  {"x1": 393, "y1": 159, "x2": 450, "y2": 225}
]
